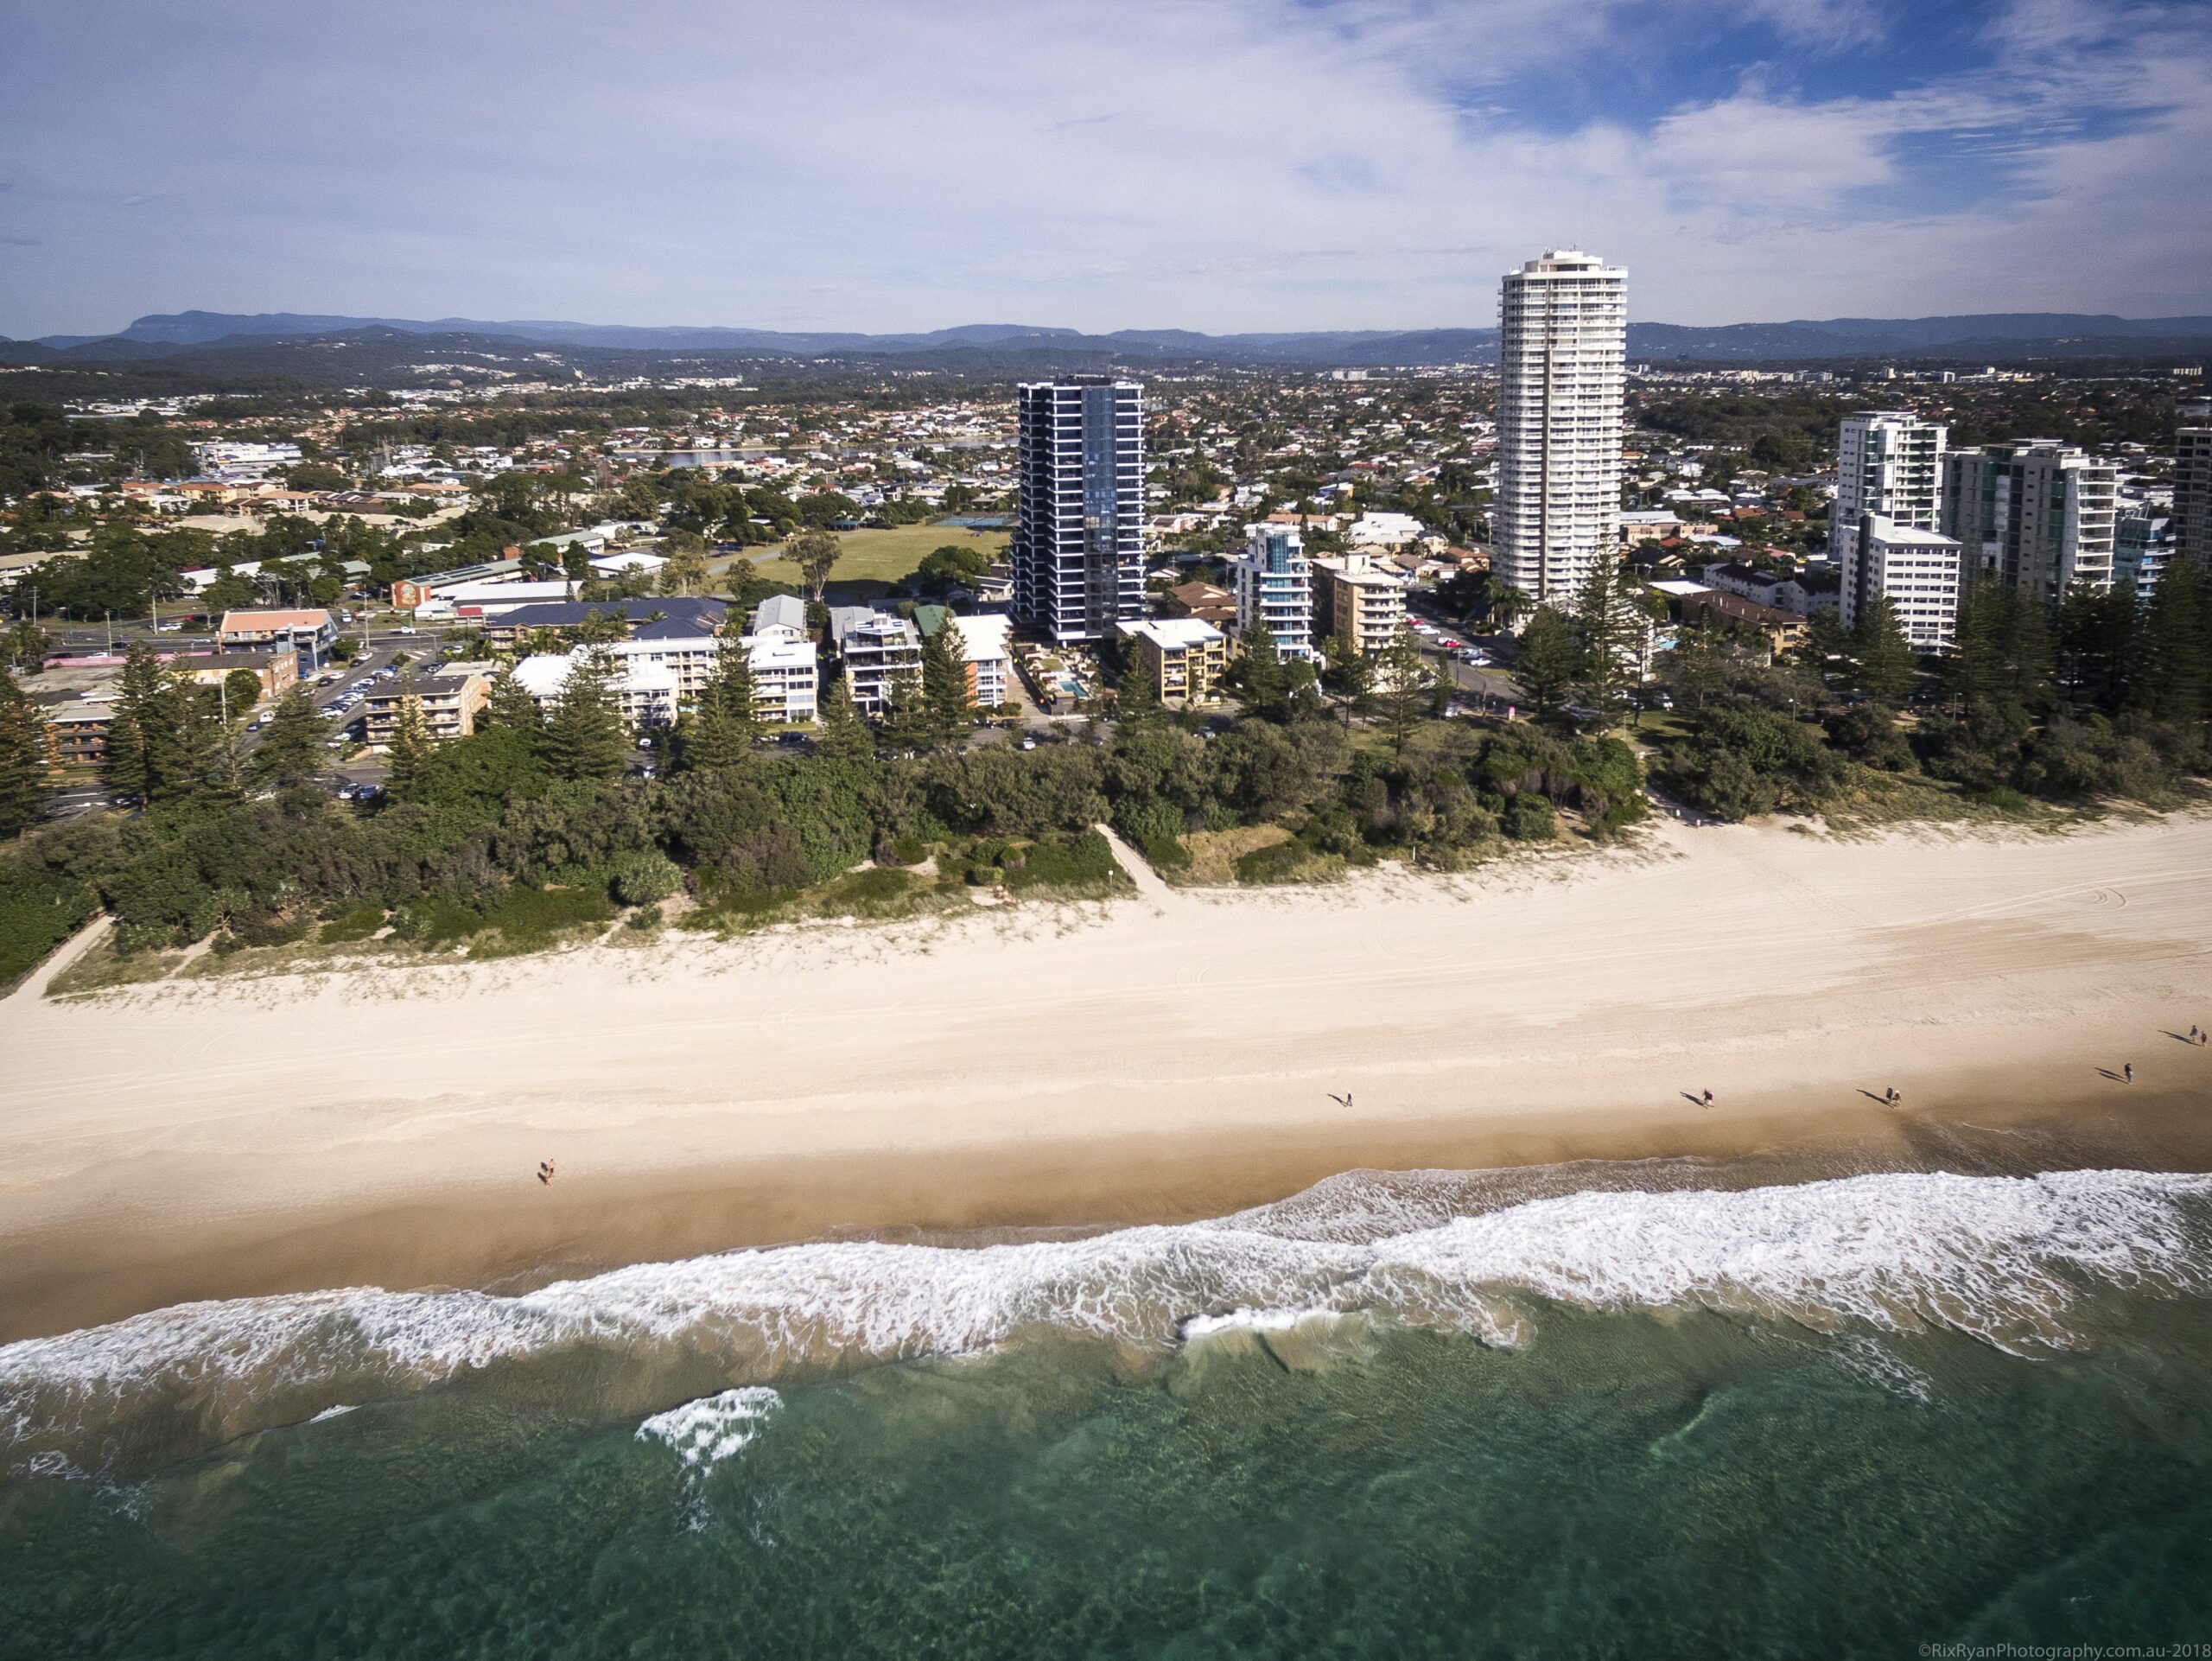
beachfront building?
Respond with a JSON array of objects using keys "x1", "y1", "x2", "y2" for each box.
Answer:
[
  {"x1": 2115, "y1": 509, "x2": 2175, "y2": 601},
  {"x1": 1230, "y1": 524, "x2": 1315, "y2": 662},
  {"x1": 2178, "y1": 400, "x2": 2212, "y2": 572},
  {"x1": 1012, "y1": 377, "x2": 1147, "y2": 643},
  {"x1": 1311, "y1": 552, "x2": 1408, "y2": 656},
  {"x1": 950, "y1": 613, "x2": 1014, "y2": 709},
  {"x1": 1942, "y1": 442, "x2": 2118, "y2": 603},
  {"x1": 512, "y1": 648, "x2": 679, "y2": 729},
  {"x1": 1492, "y1": 249, "x2": 1628, "y2": 607},
  {"x1": 1841, "y1": 515, "x2": 1966, "y2": 652},
  {"x1": 363, "y1": 662, "x2": 494, "y2": 748},
  {"x1": 1831, "y1": 410, "x2": 1946, "y2": 553},
  {"x1": 827, "y1": 605, "x2": 923, "y2": 714},
  {"x1": 741, "y1": 635, "x2": 819, "y2": 723},
  {"x1": 1120, "y1": 618, "x2": 1227, "y2": 707}
]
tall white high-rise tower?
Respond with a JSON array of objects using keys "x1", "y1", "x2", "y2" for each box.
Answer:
[
  {"x1": 1492, "y1": 249, "x2": 1628, "y2": 607},
  {"x1": 1831, "y1": 410, "x2": 1946, "y2": 548}
]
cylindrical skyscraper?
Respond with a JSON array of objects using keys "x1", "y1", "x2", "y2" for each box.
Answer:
[{"x1": 1492, "y1": 249, "x2": 1628, "y2": 608}]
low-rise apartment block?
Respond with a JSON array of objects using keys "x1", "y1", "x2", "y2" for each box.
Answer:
[
  {"x1": 512, "y1": 649, "x2": 679, "y2": 729},
  {"x1": 1311, "y1": 553, "x2": 1407, "y2": 656},
  {"x1": 363, "y1": 662, "x2": 495, "y2": 748},
  {"x1": 741, "y1": 636, "x2": 819, "y2": 723},
  {"x1": 1121, "y1": 618, "x2": 1227, "y2": 706},
  {"x1": 1842, "y1": 516, "x2": 1964, "y2": 652},
  {"x1": 827, "y1": 605, "x2": 923, "y2": 714}
]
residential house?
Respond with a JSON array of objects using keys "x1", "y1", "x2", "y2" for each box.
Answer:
[
  {"x1": 1163, "y1": 581, "x2": 1236, "y2": 627},
  {"x1": 484, "y1": 596, "x2": 728, "y2": 649}
]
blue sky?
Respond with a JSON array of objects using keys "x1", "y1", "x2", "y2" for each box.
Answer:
[{"x1": 2, "y1": 0, "x2": 2208, "y2": 337}]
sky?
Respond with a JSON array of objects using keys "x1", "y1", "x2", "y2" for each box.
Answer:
[{"x1": 3, "y1": 0, "x2": 2209, "y2": 339}]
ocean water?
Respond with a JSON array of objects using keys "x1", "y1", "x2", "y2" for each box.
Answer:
[{"x1": 5, "y1": 1148, "x2": 2212, "y2": 1658}]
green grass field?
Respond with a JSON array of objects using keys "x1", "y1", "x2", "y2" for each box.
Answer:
[{"x1": 721, "y1": 521, "x2": 1008, "y2": 595}]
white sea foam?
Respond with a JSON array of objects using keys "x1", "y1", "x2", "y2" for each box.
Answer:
[
  {"x1": 3, "y1": 1167, "x2": 2208, "y2": 1471},
  {"x1": 637, "y1": 1387, "x2": 782, "y2": 1471}
]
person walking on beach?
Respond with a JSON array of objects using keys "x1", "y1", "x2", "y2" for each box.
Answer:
[
  {"x1": 1885, "y1": 1087, "x2": 1900, "y2": 1105},
  {"x1": 2124, "y1": 1063, "x2": 2134, "y2": 1084},
  {"x1": 1701, "y1": 1089, "x2": 1713, "y2": 1107}
]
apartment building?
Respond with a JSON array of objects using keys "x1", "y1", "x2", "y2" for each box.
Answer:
[
  {"x1": 949, "y1": 613, "x2": 1014, "y2": 708},
  {"x1": 1492, "y1": 249, "x2": 1628, "y2": 606},
  {"x1": 1120, "y1": 619, "x2": 1227, "y2": 707},
  {"x1": 1311, "y1": 553, "x2": 1408, "y2": 655},
  {"x1": 1012, "y1": 378, "x2": 1146, "y2": 643},
  {"x1": 363, "y1": 662, "x2": 494, "y2": 748},
  {"x1": 741, "y1": 636, "x2": 819, "y2": 723},
  {"x1": 1842, "y1": 516, "x2": 1965, "y2": 652},
  {"x1": 1831, "y1": 410, "x2": 1946, "y2": 551},
  {"x1": 483, "y1": 595, "x2": 728, "y2": 649},
  {"x1": 512, "y1": 649, "x2": 679, "y2": 729},
  {"x1": 2178, "y1": 401, "x2": 2212, "y2": 573},
  {"x1": 2116, "y1": 508, "x2": 2175, "y2": 600},
  {"x1": 1230, "y1": 524, "x2": 1316, "y2": 662},
  {"x1": 1942, "y1": 442, "x2": 2117, "y2": 602},
  {"x1": 827, "y1": 605, "x2": 923, "y2": 714}
]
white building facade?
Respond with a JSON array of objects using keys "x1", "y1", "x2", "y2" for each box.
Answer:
[
  {"x1": 1843, "y1": 516, "x2": 1965, "y2": 652},
  {"x1": 1492, "y1": 250, "x2": 1628, "y2": 607},
  {"x1": 1831, "y1": 410, "x2": 1946, "y2": 551},
  {"x1": 1942, "y1": 442, "x2": 2118, "y2": 603},
  {"x1": 1230, "y1": 524, "x2": 1315, "y2": 661}
]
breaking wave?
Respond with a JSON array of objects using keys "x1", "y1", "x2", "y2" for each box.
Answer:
[{"x1": 3, "y1": 1167, "x2": 2208, "y2": 1476}]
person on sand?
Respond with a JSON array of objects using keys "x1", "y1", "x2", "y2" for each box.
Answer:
[
  {"x1": 1885, "y1": 1087, "x2": 1900, "y2": 1105},
  {"x1": 1701, "y1": 1089, "x2": 1713, "y2": 1107},
  {"x1": 2124, "y1": 1063, "x2": 2134, "y2": 1084}
]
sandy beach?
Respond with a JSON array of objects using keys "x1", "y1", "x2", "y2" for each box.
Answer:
[{"x1": 4, "y1": 812, "x2": 2212, "y2": 1343}]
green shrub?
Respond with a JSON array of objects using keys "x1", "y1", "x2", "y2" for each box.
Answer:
[
  {"x1": 1503, "y1": 792, "x2": 1556, "y2": 841},
  {"x1": 608, "y1": 849, "x2": 682, "y2": 907},
  {"x1": 318, "y1": 907, "x2": 388, "y2": 944},
  {"x1": 0, "y1": 861, "x2": 96, "y2": 992},
  {"x1": 815, "y1": 866, "x2": 919, "y2": 918},
  {"x1": 1002, "y1": 830, "x2": 1122, "y2": 895},
  {"x1": 1234, "y1": 840, "x2": 1344, "y2": 885},
  {"x1": 885, "y1": 835, "x2": 929, "y2": 866},
  {"x1": 626, "y1": 904, "x2": 663, "y2": 931}
]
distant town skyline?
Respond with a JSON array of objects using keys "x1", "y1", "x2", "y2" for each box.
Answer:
[{"x1": 3, "y1": 0, "x2": 2210, "y2": 340}]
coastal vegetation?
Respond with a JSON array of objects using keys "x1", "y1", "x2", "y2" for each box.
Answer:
[{"x1": 1646, "y1": 563, "x2": 2212, "y2": 824}]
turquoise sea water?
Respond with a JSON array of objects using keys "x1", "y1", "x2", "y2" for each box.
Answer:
[{"x1": 5, "y1": 1149, "x2": 2212, "y2": 1658}]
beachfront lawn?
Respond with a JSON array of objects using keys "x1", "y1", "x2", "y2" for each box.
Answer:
[{"x1": 722, "y1": 521, "x2": 1008, "y2": 594}]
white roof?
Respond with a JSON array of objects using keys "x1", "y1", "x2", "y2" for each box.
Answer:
[
  {"x1": 743, "y1": 636, "x2": 817, "y2": 670},
  {"x1": 950, "y1": 613, "x2": 1012, "y2": 663},
  {"x1": 1863, "y1": 518, "x2": 1961, "y2": 547},
  {"x1": 1122, "y1": 618, "x2": 1224, "y2": 650},
  {"x1": 1649, "y1": 580, "x2": 1713, "y2": 596}
]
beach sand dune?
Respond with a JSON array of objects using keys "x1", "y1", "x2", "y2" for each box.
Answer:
[{"x1": 3, "y1": 815, "x2": 2211, "y2": 1341}]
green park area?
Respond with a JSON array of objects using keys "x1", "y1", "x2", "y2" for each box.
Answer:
[{"x1": 725, "y1": 520, "x2": 1009, "y2": 597}]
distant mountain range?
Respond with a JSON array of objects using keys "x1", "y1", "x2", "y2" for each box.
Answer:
[{"x1": 4, "y1": 309, "x2": 2211, "y2": 381}]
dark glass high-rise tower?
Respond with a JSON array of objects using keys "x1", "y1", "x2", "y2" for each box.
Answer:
[{"x1": 1013, "y1": 378, "x2": 1146, "y2": 642}]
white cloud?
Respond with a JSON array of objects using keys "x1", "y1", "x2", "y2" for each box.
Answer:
[{"x1": 0, "y1": 0, "x2": 2206, "y2": 334}]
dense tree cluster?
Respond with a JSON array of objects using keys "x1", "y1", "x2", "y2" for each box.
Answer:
[{"x1": 1654, "y1": 564, "x2": 2212, "y2": 820}]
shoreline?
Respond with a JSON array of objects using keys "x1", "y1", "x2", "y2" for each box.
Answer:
[{"x1": 6, "y1": 813, "x2": 2212, "y2": 1343}]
